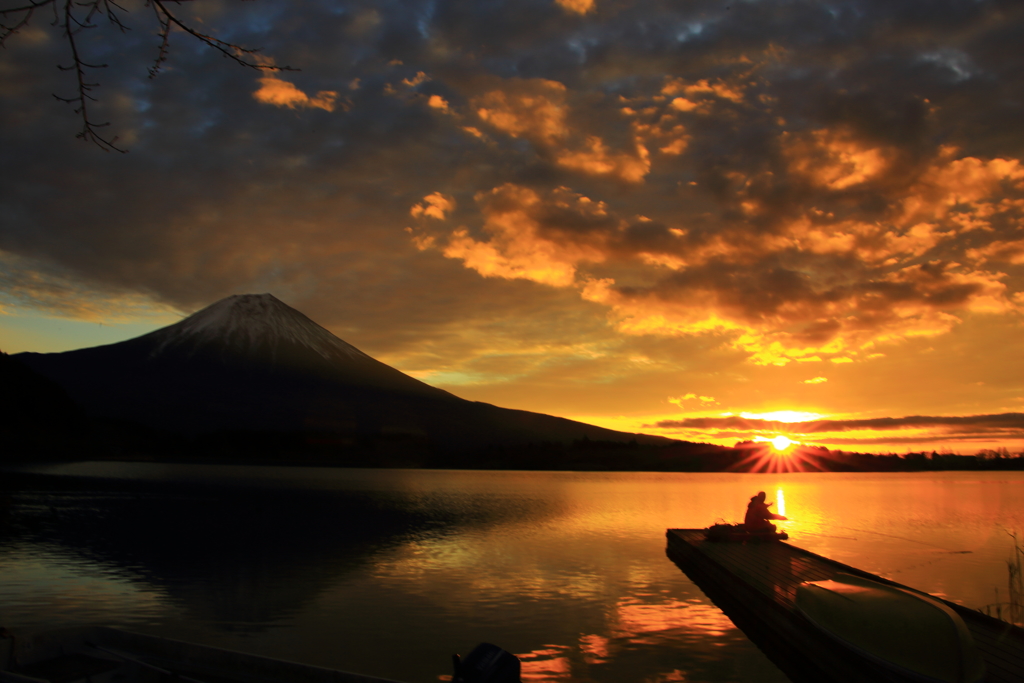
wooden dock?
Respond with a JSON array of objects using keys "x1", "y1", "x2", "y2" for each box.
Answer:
[{"x1": 666, "y1": 529, "x2": 1024, "y2": 683}]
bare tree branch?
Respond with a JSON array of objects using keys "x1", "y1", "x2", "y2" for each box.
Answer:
[
  {"x1": 0, "y1": 0, "x2": 297, "y2": 151},
  {"x1": 148, "y1": 0, "x2": 297, "y2": 78},
  {"x1": 50, "y1": 0, "x2": 126, "y2": 152},
  {"x1": 1, "y1": 1, "x2": 48, "y2": 46}
]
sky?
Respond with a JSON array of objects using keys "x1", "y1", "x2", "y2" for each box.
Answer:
[{"x1": 2, "y1": 0, "x2": 1024, "y2": 455}]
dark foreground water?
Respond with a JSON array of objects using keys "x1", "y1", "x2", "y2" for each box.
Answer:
[{"x1": 2, "y1": 464, "x2": 1023, "y2": 683}]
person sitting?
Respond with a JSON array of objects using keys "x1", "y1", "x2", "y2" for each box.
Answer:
[{"x1": 744, "y1": 491, "x2": 787, "y2": 532}]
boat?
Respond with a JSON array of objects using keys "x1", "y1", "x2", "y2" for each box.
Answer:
[
  {"x1": 704, "y1": 523, "x2": 788, "y2": 542},
  {"x1": 794, "y1": 573, "x2": 987, "y2": 683},
  {"x1": 0, "y1": 626, "x2": 403, "y2": 683}
]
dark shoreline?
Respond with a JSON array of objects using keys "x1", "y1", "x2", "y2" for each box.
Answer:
[{"x1": 4, "y1": 439, "x2": 1024, "y2": 492}]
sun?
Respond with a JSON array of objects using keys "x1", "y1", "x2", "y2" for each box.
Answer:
[{"x1": 734, "y1": 435, "x2": 825, "y2": 472}]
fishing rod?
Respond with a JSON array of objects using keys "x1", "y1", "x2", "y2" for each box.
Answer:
[
  {"x1": 785, "y1": 521, "x2": 972, "y2": 553},
  {"x1": 827, "y1": 524, "x2": 974, "y2": 553}
]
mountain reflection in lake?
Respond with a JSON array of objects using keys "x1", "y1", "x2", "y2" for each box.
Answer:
[{"x1": 3, "y1": 465, "x2": 1024, "y2": 683}]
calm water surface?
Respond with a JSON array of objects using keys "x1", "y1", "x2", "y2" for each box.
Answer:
[{"x1": 2, "y1": 463, "x2": 1024, "y2": 683}]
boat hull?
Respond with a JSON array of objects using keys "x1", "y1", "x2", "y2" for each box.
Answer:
[{"x1": 795, "y1": 573, "x2": 986, "y2": 683}]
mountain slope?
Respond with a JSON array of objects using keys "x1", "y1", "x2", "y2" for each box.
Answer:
[
  {"x1": 15, "y1": 294, "x2": 668, "y2": 452},
  {"x1": 1, "y1": 351, "x2": 88, "y2": 461}
]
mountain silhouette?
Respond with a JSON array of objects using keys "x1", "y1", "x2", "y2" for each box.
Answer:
[
  {"x1": 14, "y1": 294, "x2": 669, "y2": 459},
  {"x1": 1, "y1": 351, "x2": 88, "y2": 461}
]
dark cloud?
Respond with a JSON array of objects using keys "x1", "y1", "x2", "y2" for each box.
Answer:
[
  {"x1": 655, "y1": 412, "x2": 1024, "y2": 434},
  {"x1": 3, "y1": 0, "x2": 1024, "y2": 445}
]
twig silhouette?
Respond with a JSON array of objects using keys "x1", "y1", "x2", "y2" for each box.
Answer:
[{"x1": 1, "y1": 0, "x2": 297, "y2": 151}]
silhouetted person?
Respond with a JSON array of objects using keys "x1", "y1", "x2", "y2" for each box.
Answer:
[{"x1": 744, "y1": 491, "x2": 786, "y2": 531}]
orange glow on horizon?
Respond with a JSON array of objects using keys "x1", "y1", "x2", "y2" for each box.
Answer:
[{"x1": 563, "y1": 406, "x2": 1023, "y2": 457}]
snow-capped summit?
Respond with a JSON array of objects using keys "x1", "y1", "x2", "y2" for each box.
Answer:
[
  {"x1": 149, "y1": 293, "x2": 372, "y2": 364},
  {"x1": 122, "y1": 293, "x2": 450, "y2": 401}
]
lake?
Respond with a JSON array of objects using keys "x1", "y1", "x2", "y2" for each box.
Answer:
[{"x1": 2, "y1": 463, "x2": 1023, "y2": 683}]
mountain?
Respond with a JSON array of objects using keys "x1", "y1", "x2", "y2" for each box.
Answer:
[
  {"x1": 14, "y1": 294, "x2": 670, "y2": 461},
  {"x1": 1, "y1": 351, "x2": 87, "y2": 461}
]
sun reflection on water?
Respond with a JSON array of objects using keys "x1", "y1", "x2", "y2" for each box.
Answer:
[
  {"x1": 6, "y1": 464, "x2": 1024, "y2": 683},
  {"x1": 578, "y1": 633, "x2": 609, "y2": 664},
  {"x1": 612, "y1": 597, "x2": 735, "y2": 641},
  {"x1": 517, "y1": 645, "x2": 573, "y2": 681}
]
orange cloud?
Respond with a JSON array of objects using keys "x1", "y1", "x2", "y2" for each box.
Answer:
[
  {"x1": 590, "y1": 179, "x2": 1018, "y2": 364},
  {"x1": 410, "y1": 192, "x2": 456, "y2": 220},
  {"x1": 661, "y1": 77, "x2": 745, "y2": 103},
  {"x1": 474, "y1": 78, "x2": 650, "y2": 182},
  {"x1": 778, "y1": 218, "x2": 947, "y2": 265},
  {"x1": 670, "y1": 97, "x2": 705, "y2": 113},
  {"x1": 772, "y1": 148, "x2": 1023, "y2": 268},
  {"x1": 408, "y1": 114, "x2": 1022, "y2": 367},
  {"x1": 630, "y1": 117, "x2": 690, "y2": 158},
  {"x1": 554, "y1": 0, "x2": 595, "y2": 15},
  {"x1": 881, "y1": 261, "x2": 1013, "y2": 315},
  {"x1": 783, "y1": 128, "x2": 893, "y2": 189},
  {"x1": 668, "y1": 394, "x2": 718, "y2": 408},
  {"x1": 474, "y1": 79, "x2": 569, "y2": 145},
  {"x1": 579, "y1": 257, "x2": 1018, "y2": 366},
  {"x1": 427, "y1": 94, "x2": 450, "y2": 112},
  {"x1": 440, "y1": 184, "x2": 609, "y2": 287},
  {"x1": 967, "y1": 239, "x2": 1024, "y2": 265},
  {"x1": 556, "y1": 136, "x2": 650, "y2": 183},
  {"x1": 659, "y1": 136, "x2": 689, "y2": 155},
  {"x1": 401, "y1": 71, "x2": 430, "y2": 87},
  {"x1": 252, "y1": 76, "x2": 338, "y2": 112},
  {"x1": 901, "y1": 150, "x2": 1024, "y2": 225},
  {"x1": 635, "y1": 77, "x2": 748, "y2": 119}
]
